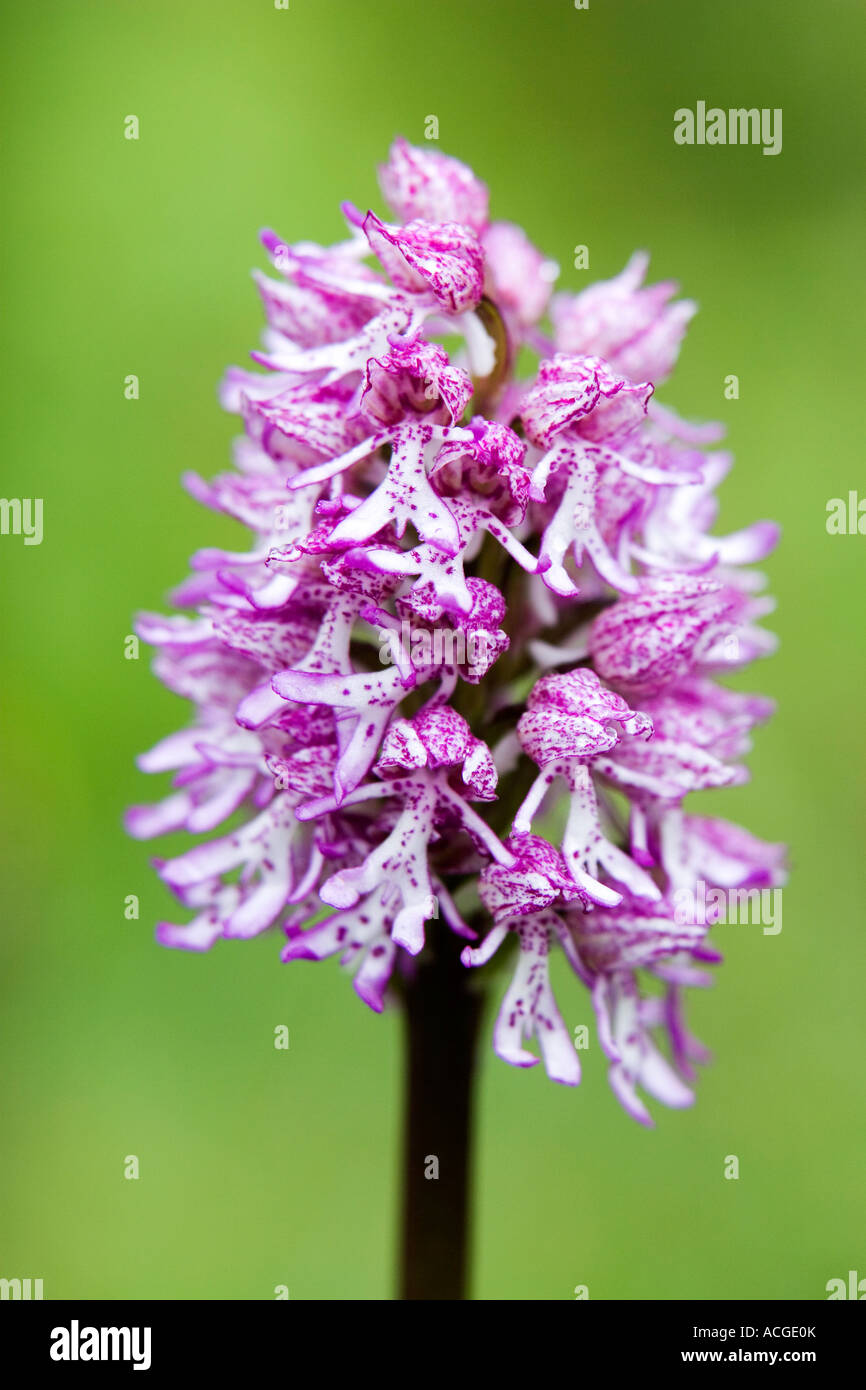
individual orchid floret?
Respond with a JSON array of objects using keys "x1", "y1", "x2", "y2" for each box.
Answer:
[
  {"x1": 530, "y1": 429, "x2": 705, "y2": 600},
  {"x1": 639, "y1": 679, "x2": 774, "y2": 768},
  {"x1": 563, "y1": 891, "x2": 716, "y2": 1125},
  {"x1": 592, "y1": 970, "x2": 697, "y2": 1126},
  {"x1": 519, "y1": 356, "x2": 670, "y2": 598},
  {"x1": 476, "y1": 833, "x2": 589, "y2": 928},
  {"x1": 566, "y1": 890, "x2": 709, "y2": 981},
  {"x1": 316, "y1": 776, "x2": 442, "y2": 958},
  {"x1": 661, "y1": 812, "x2": 787, "y2": 905},
  {"x1": 239, "y1": 378, "x2": 369, "y2": 471},
  {"x1": 378, "y1": 137, "x2": 490, "y2": 232},
  {"x1": 375, "y1": 704, "x2": 498, "y2": 801},
  {"x1": 124, "y1": 614, "x2": 306, "y2": 841},
  {"x1": 281, "y1": 334, "x2": 472, "y2": 499},
  {"x1": 480, "y1": 912, "x2": 582, "y2": 1085},
  {"x1": 460, "y1": 838, "x2": 588, "y2": 1085},
  {"x1": 641, "y1": 449, "x2": 780, "y2": 572},
  {"x1": 588, "y1": 574, "x2": 774, "y2": 698},
  {"x1": 551, "y1": 251, "x2": 697, "y2": 384},
  {"x1": 127, "y1": 720, "x2": 271, "y2": 840},
  {"x1": 522, "y1": 353, "x2": 653, "y2": 456},
  {"x1": 587, "y1": 679, "x2": 773, "y2": 834},
  {"x1": 361, "y1": 212, "x2": 485, "y2": 315},
  {"x1": 387, "y1": 577, "x2": 510, "y2": 684},
  {"x1": 155, "y1": 784, "x2": 322, "y2": 948},
  {"x1": 517, "y1": 667, "x2": 652, "y2": 763},
  {"x1": 233, "y1": 573, "x2": 391, "y2": 734},
  {"x1": 252, "y1": 229, "x2": 390, "y2": 348},
  {"x1": 429, "y1": 417, "x2": 531, "y2": 526},
  {"x1": 281, "y1": 888, "x2": 400, "y2": 1014},
  {"x1": 175, "y1": 465, "x2": 322, "y2": 611},
  {"x1": 514, "y1": 669, "x2": 658, "y2": 905},
  {"x1": 298, "y1": 707, "x2": 508, "y2": 958},
  {"x1": 361, "y1": 335, "x2": 473, "y2": 429}
]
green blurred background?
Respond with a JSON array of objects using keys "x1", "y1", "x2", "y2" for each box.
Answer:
[{"x1": 2, "y1": 0, "x2": 864, "y2": 1300}]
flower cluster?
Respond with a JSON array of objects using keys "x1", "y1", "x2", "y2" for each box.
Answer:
[{"x1": 129, "y1": 139, "x2": 784, "y2": 1125}]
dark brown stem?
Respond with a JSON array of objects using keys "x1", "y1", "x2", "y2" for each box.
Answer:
[{"x1": 398, "y1": 922, "x2": 485, "y2": 1300}]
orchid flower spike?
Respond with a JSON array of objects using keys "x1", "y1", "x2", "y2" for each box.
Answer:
[{"x1": 129, "y1": 139, "x2": 784, "y2": 1126}]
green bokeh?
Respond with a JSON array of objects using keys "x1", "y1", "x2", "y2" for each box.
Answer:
[{"x1": 1, "y1": 0, "x2": 864, "y2": 1300}]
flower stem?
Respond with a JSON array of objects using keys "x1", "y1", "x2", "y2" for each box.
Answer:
[{"x1": 398, "y1": 921, "x2": 485, "y2": 1300}]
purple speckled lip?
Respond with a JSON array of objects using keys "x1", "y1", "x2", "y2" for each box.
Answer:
[{"x1": 127, "y1": 137, "x2": 785, "y2": 1126}]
